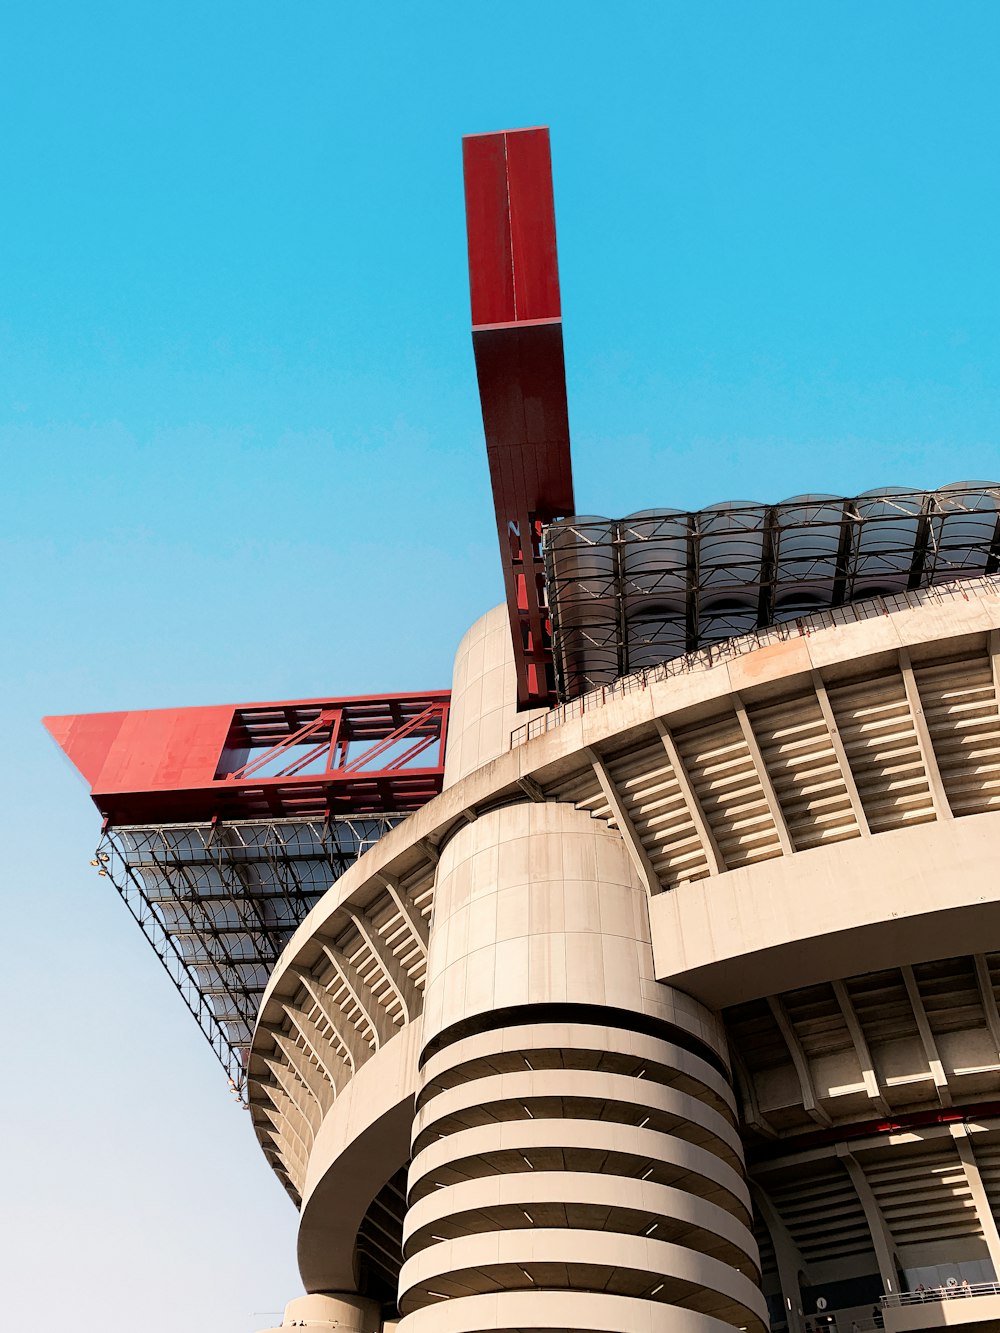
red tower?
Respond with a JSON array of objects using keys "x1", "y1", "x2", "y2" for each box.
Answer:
[{"x1": 463, "y1": 127, "x2": 575, "y2": 708}]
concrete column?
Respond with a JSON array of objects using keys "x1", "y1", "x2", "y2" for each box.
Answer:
[
  {"x1": 837, "y1": 1146, "x2": 900, "y2": 1296},
  {"x1": 256, "y1": 1292, "x2": 382, "y2": 1331},
  {"x1": 751, "y1": 1182, "x2": 809, "y2": 1333},
  {"x1": 397, "y1": 801, "x2": 769, "y2": 1333},
  {"x1": 951, "y1": 1125, "x2": 1000, "y2": 1276}
]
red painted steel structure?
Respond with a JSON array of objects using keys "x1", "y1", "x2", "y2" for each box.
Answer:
[
  {"x1": 464, "y1": 127, "x2": 576, "y2": 710},
  {"x1": 45, "y1": 691, "x2": 450, "y2": 825}
]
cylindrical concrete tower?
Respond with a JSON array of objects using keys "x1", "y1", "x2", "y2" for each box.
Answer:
[{"x1": 398, "y1": 800, "x2": 765, "y2": 1332}]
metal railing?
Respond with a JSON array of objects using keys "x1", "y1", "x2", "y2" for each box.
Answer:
[
  {"x1": 511, "y1": 574, "x2": 1000, "y2": 749},
  {"x1": 882, "y1": 1281, "x2": 1000, "y2": 1306}
]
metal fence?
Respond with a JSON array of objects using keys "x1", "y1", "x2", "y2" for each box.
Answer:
[{"x1": 882, "y1": 1281, "x2": 1000, "y2": 1306}]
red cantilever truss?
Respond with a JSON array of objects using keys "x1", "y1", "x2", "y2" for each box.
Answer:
[
  {"x1": 463, "y1": 127, "x2": 576, "y2": 710},
  {"x1": 45, "y1": 691, "x2": 450, "y2": 824}
]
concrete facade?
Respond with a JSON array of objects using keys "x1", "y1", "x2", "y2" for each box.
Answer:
[{"x1": 251, "y1": 581, "x2": 1000, "y2": 1333}]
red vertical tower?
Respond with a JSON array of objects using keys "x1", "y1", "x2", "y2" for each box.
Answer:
[{"x1": 463, "y1": 127, "x2": 575, "y2": 709}]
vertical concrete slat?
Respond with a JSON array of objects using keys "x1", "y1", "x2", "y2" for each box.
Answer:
[
  {"x1": 655, "y1": 719, "x2": 725, "y2": 874},
  {"x1": 901, "y1": 964, "x2": 953, "y2": 1107},
  {"x1": 833, "y1": 978, "x2": 890, "y2": 1114},
  {"x1": 951, "y1": 1125, "x2": 1000, "y2": 1275},
  {"x1": 735, "y1": 699, "x2": 795, "y2": 856},
  {"x1": 899, "y1": 648, "x2": 953, "y2": 821},
  {"x1": 812, "y1": 670, "x2": 872, "y2": 837},
  {"x1": 767, "y1": 995, "x2": 831, "y2": 1126},
  {"x1": 837, "y1": 1146, "x2": 900, "y2": 1296}
]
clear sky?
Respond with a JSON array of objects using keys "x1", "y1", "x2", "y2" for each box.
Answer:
[{"x1": 3, "y1": 4, "x2": 999, "y2": 1330}]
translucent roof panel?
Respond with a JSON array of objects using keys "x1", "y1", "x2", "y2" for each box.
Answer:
[
  {"x1": 546, "y1": 483, "x2": 1000, "y2": 700},
  {"x1": 96, "y1": 816, "x2": 401, "y2": 1092}
]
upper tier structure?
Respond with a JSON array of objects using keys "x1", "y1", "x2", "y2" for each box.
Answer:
[{"x1": 249, "y1": 575, "x2": 1000, "y2": 1333}]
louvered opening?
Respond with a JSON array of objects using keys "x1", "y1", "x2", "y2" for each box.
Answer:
[
  {"x1": 761, "y1": 1160, "x2": 876, "y2": 1264},
  {"x1": 827, "y1": 673, "x2": 936, "y2": 833},
  {"x1": 843, "y1": 971, "x2": 920, "y2": 1046},
  {"x1": 368, "y1": 893, "x2": 428, "y2": 993},
  {"x1": 781, "y1": 983, "x2": 855, "y2": 1061},
  {"x1": 835, "y1": 970, "x2": 935, "y2": 1109},
  {"x1": 974, "y1": 1137, "x2": 1000, "y2": 1219},
  {"x1": 406, "y1": 868, "x2": 435, "y2": 936},
  {"x1": 556, "y1": 766, "x2": 614, "y2": 823},
  {"x1": 603, "y1": 735, "x2": 712, "y2": 887},
  {"x1": 725, "y1": 999, "x2": 791, "y2": 1075},
  {"x1": 315, "y1": 949, "x2": 382, "y2": 1055},
  {"x1": 751, "y1": 1202, "x2": 781, "y2": 1290},
  {"x1": 864, "y1": 1145, "x2": 980, "y2": 1248},
  {"x1": 913, "y1": 652, "x2": 1000, "y2": 817},
  {"x1": 357, "y1": 1164, "x2": 408, "y2": 1310},
  {"x1": 289, "y1": 983, "x2": 354, "y2": 1081},
  {"x1": 911, "y1": 957, "x2": 983, "y2": 1038},
  {"x1": 547, "y1": 765, "x2": 602, "y2": 807},
  {"x1": 747, "y1": 695, "x2": 860, "y2": 851},
  {"x1": 676, "y1": 715, "x2": 784, "y2": 868},
  {"x1": 340, "y1": 926, "x2": 407, "y2": 1030}
]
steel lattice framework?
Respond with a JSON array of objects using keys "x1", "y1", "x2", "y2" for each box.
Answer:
[
  {"x1": 545, "y1": 483, "x2": 1000, "y2": 699},
  {"x1": 47, "y1": 690, "x2": 451, "y2": 1091},
  {"x1": 45, "y1": 691, "x2": 449, "y2": 825},
  {"x1": 97, "y1": 816, "x2": 400, "y2": 1092}
]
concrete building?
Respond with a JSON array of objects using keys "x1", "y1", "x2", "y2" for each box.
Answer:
[
  {"x1": 246, "y1": 579, "x2": 1000, "y2": 1333},
  {"x1": 48, "y1": 130, "x2": 1000, "y2": 1333}
]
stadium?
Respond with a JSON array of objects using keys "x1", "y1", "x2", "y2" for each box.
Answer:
[{"x1": 47, "y1": 129, "x2": 1000, "y2": 1333}]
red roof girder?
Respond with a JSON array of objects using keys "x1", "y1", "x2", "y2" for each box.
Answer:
[{"x1": 45, "y1": 690, "x2": 450, "y2": 824}]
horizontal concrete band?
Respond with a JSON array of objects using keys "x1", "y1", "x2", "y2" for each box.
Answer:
[
  {"x1": 407, "y1": 1118, "x2": 752, "y2": 1219},
  {"x1": 416, "y1": 1021, "x2": 738, "y2": 1118},
  {"x1": 397, "y1": 1227, "x2": 770, "y2": 1323},
  {"x1": 419, "y1": 1001, "x2": 731, "y2": 1080},
  {"x1": 260, "y1": 1293, "x2": 381, "y2": 1332},
  {"x1": 401, "y1": 1170, "x2": 761, "y2": 1273},
  {"x1": 395, "y1": 1288, "x2": 760, "y2": 1333},
  {"x1": 411, "y1": 1066, "x2": 743, "y2": 1164}
]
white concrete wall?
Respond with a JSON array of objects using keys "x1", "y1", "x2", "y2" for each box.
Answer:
[
  {"x1": 422, "y1": 800, "x2": 724, "y2": 1054},
  {"x1": 442, "y1": 603, "x2": 546, "y2": 787},
  {"x1": 255, "y1": 1292, "x2": 381, "y2": 1331},
  {"x1": 296, "y1": 1024, "x2": 421, "y2": 1295},
  {"x1": 650, "y1": 812, "x2": 1000, "y2": 1008}
]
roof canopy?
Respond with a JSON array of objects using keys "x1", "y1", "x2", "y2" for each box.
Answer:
[
  {"x1": 547, "y1": 484, "x2": 1000, "y2": 698},
  {"x1": 45, "y1": 691, "x2": 450, "y2": 824}
]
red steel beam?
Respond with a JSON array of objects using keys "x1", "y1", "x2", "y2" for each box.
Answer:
[
  {"x1": 463, "y1": 127, "x2": 575, "y2": 709},
  {"x1": 44, "y1": 691, "x2": 450, "y2": 825}
]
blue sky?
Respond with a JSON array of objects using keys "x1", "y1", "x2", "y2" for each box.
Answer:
[{"x1": 4, "y1": 4, "x2": 1000, "y2": 1330}]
